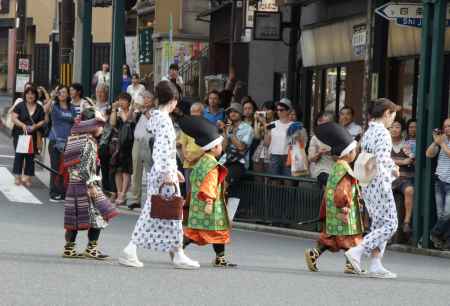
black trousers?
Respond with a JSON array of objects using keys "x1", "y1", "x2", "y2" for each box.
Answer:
[
  {"x1": 225, "y1": 161, "x2": 245, "y2": 198},
  {"x1": 183, "y1": 237, "x2": 225, "y2": 257},
  {"x1": 317, "y1": 172, "x2": 329, "y2": 190},
  {"x1": 48, "y1": 141, "x2": 65, "y2": 197},
  {"x1": 100, "y1": 155, "x2": 116, "y2": 193},
  {"x1": 65, "y1": 228, "x2": 101, "y2": 243}
]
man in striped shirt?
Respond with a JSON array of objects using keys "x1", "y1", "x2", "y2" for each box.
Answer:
[{"x1": 426, "y1": 118, "x2": 450, "y2": 250}]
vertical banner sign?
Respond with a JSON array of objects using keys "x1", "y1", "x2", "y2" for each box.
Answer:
[
  {"x1": 125, "y1": 36, "x2": 139, "y2": 75},
  {"x1": 169, "y1": 13, "x2": 174, "y2": 62},
  {"x1": 16, "y1": 56, "x2": 31, "y2": 93},
  {"x1": 352, "y1": 24, "x2": 367, "y2": 57},
  {"x1": 139, "y1": 28, "x2": 153, "y2": 65}
]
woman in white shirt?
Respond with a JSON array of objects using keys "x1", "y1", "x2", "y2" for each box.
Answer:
[
  {"x1": 127, "y1": 74, "x2": 146, "y2": 102},
  {"x1": 267, "y1": 98, "x2": 293, "y2": 177}
]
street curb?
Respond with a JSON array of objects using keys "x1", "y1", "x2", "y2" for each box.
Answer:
[
  {"x1": 232, "y1": 221, "x2": 450, "y2": 260},
  {"x1": 388, "y1": 243, "x2": 450, "y2": 259},
  {"x1": 116, "y1": 210, "x2": 450, "y2": 259},
  {"x1": 232, "y1": 221, "x2": 320, "y2": 240}
]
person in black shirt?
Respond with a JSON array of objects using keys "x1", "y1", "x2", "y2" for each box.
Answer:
[{"x1": 11, "y1": 86, "x2": 46, "y2": 187}]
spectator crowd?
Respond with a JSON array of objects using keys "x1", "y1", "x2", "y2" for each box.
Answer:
[{"x1": 7, "y1": 61, "x2": 450, "y2": 251}]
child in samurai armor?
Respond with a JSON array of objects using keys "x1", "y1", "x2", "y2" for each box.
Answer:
[
  {"x1": 305, "y1": 122, "x2": 365, "y2": 274},
  {"x1": 62, "y1": 108, "x2": 119, "y2": 260},
  {"x1": 178, "y1": 116, "x2": 237, "y2": 267}
]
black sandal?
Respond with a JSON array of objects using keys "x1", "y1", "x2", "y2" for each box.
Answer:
[
  {"x1": 62, "y1": 242, "x2": 85, "y2": 259},
  {"x1": 214, "y1": 256, "x2": 237, "y2": 268},
  {"x1": 83, "y1": 241, "x2": 110, "y2": 260},
  {"x1": 304, "y1": 248, "x2": 320, "y2": 272}
]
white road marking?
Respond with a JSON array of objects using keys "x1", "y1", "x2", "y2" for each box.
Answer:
[
  {"x1": 0, "y1": 167, "x2": 42, "y2": 205},
  {"x1": 35, "y1": 170, "x2": 50, "y2": 188},
  {"x1": 0, "y1": 154, "x2": 14, "y2": 159}
]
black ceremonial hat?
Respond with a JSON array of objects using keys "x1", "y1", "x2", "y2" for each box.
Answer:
[
  {"x1": 178, "y1": 115, "x2": 224, "y2": 151},
  {"x1": 315, "y1": 122, "x2": 357, "y2": 157}
]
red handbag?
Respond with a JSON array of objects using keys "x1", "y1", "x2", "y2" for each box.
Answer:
[{"x1": 150, "y1": 183, "x2": 185, "y2": 220}]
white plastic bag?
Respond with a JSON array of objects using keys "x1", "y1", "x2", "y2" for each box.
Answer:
[
  {"x1": 16, "y1": 134, "x2": 33, "y2": 154},
  {"x1": 290, "y1": 145, "x2": 308, "y2": 175},
  {"x1": 227, "y1": 197, "x2": 240, "y2": 221}
]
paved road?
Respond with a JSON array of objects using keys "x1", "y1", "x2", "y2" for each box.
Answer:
[{"x1": 0, "y1": 133, "x2": 449, "y2": 306}]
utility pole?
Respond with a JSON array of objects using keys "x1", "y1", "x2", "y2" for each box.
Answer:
[
  {"x1": 286, "y1": 3, "x2": 301, "y2": 102},
  {"x1": 49, "y1": 0, "x2": 60, "y2": 87},
  {"x1": 229, "y1": 0, "x2": 236, "y2": 71},
  {"x1": 16, "y1": 0, "x2": 27, "y2": 55},
  {"x1": 361, "y1": 0, "x2": 374, "y2": 127},
  {"x1": 60, "y1": 0, "x2": 75, "y2": 86},
  {"x1": 414, "y1": 0, "x2": 446, "y2": 248},
  {"x1": 80, "y1": 0, "x2": 93, "y2": 97},
  {"x1": 110, "y1": 0, "x2": 126, "y2": 103}
]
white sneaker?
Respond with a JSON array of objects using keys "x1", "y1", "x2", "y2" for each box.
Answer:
[
  {"x1": 367, "y1": 267, "x2": 397, "y2": 279},
  {"x1": 118, "y1": 248, "x2": 144, "y2": 268},
  {"x1": 345, "y1": 249, "x2": 362, "y2": 274},
  {"x1": 173, "y1": 251, "x2": 200, "y2": 270}
]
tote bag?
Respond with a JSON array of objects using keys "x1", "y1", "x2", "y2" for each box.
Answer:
[{"x1": 16, "y1": 134, "x2": 34, "y2": 154}]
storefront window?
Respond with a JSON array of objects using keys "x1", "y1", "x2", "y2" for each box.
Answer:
[
  {"x1": 339, "y1": 67, "x2": 347, "y2": 112},
  {"x1": 310, "y1": 70, "x2": 322, "y2": 127},
  {"x1": 0, "y1": 29, "x2": 8, "y2": 92},
  {"x1": 400, "y1": 60, "x2": 415, "y2": 120},
  {"x1": 324, "y1": 68, "x2": 337, "y2": 113}
]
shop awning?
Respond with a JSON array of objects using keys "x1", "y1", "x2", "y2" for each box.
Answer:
[
  {"x1": 197, "y1": 1, "x2": 232, "y2": 21},
  {"x1": 136, "y1": 0, "x2": 155, "y2": 16}
]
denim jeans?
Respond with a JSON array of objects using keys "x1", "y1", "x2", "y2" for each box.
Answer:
[
  {"x1": 435, "y1": 179, "x2": 450, "y2": 219},
  {"x1": 431, "y1": 214, "x2": 450, "y2": 243},
  {"x1": 269, "y1": 154, "x2": 290, "y2": 177}
]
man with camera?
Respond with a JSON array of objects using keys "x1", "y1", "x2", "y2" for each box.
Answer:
[
  {"x1": 426, "y1": 118, "x2": 450, "y2": 250},
  {"x1": 218, "y1": 103, "x2": 254, "y2": 196}
]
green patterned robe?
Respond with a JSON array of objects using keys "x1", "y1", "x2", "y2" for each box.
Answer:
[
  {"x1": 325, "y1": 161, "x2": 364, "y2": 236},
  {"x1": 187, "y1": 154, "x2": 230, "y2": 231}
]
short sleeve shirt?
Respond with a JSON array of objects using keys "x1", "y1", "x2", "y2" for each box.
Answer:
[
  {"x1": 203, "y1": 106, "x2": 225, "y2": 124},
  {"x1": 219, "y1": 121, "x2": 254, "y2": 168},
  {"x1": 12, "y1": 101, "x2": 45, "y2": 137}
]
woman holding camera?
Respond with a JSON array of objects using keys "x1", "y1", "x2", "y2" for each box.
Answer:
[{"x1": 252, "y1": 101, "x2": 275, "y2": 175}]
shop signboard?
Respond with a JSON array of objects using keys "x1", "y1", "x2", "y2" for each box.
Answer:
[
  {"x1": 253, "y1": 11, "x2": 282, "y2": 41},
  {"x1": 375, "y1": 2, "x2": 450, "y2": 28},
  {"x1": 0, "y1": 0, "x2": 10, "y2": 14},
  {"x1": 352, "y1": 24, "x2": 366, "y2": 57},
  {"x1": 139, "y1": 28, "x2": 153, "y2": 64}
]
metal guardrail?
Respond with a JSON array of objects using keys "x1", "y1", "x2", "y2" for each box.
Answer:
[{"x1": 233, "y1": 171, "x2": 322, "y2": 226}]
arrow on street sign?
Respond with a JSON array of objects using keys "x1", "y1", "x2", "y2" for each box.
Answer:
[{"x1": 375, "y1": 2, "x2": 450, "y2": 28}]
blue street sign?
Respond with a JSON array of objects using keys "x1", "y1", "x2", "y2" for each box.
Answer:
[{"x1": 375, "y1": 2, "x2": 450, "y2": 28}]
